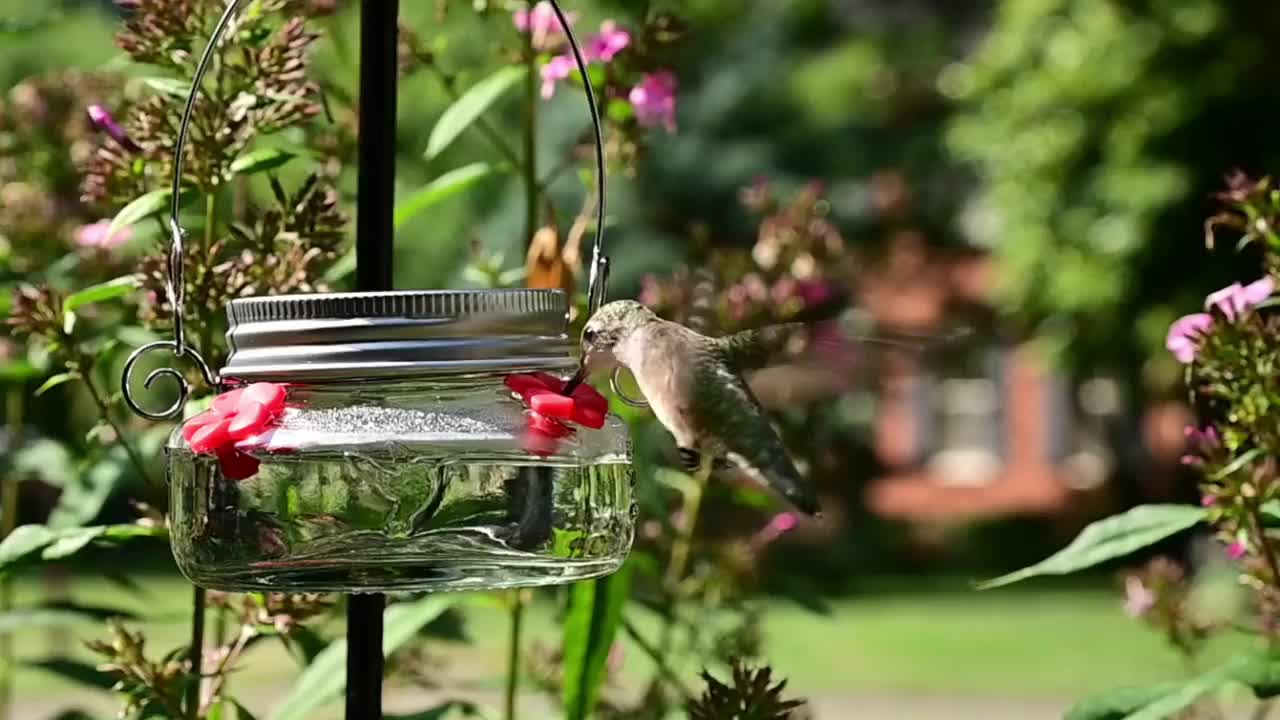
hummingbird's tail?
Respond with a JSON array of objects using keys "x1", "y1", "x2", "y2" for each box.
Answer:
[{"x1": 725, "y1": 451, "x2": 821, "y2": 516}]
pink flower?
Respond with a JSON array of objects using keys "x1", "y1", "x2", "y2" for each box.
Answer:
[
  {"x1": 1165, "y1": 313, "x2": 1213, "y2": 364},
  {"x1": 74, "y1": 220, "x2": 133, "y2": 250},
  {"x1": 629, "y1": 72, "x2": 678, "y2": 132},
  {"x1": 182, "y1": 383, "x2": 289, "y2": 480},
  {"x1": 1204, "y1": 276, "x2": 1275, "y2": 321},
  {"x1": 540, "y1": 55, "x2": 576, "y2": 99},
  {"x1": 749, "y1": 512, "x2": 800, "y2": 551},
  {"x1": 86, "y1": 104, "x2": 140, "y2": 152},
  {"x1": 514, "y1": 1, "x2": 577, "y2": 51},
  {"x1": 504, "y1": 373, "x2": 609, "y2": 457},
  {"x1": 1200, "y1": 495, "x2": 1217, "y2": 507},
  {"x1": 585, "y1": 21, "x2": 630, "y2": 63},
  {"x1": 1228, "y1": 540, "x2": 1248, "y2": 560},
  {"x1": 638, "y1": 274, "x2": 662, "y2": 307},
  {"x1": 606, "y1": 641, "x2": 625, "y2": 675},
  {"x1": 1122, "y1": 576, "x2": 1156, "y2": 618}
]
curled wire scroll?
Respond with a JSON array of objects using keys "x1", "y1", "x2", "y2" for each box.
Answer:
[{"x1": 121, "y1": 0, "x2": 614, "y2": 420}]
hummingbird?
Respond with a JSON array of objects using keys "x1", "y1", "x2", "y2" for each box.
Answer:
[{"x1": 566, "y1": 300, "x2": 824, "y2": 516}]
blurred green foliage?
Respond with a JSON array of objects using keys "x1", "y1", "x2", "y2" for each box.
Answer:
[{"x1": 950, "y1": 0, "x2": 1280, "y2": 374}]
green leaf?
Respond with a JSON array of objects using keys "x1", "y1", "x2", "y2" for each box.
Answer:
[
  {"x1": 1065, "y1": 683, "x2": 1187, "y2": 720},
  {"x1": 0, "y1": 525, "x2": 56, "y2": 570},
  {"x1": 231, "y1": 701, "x2": 261, "y2": 720},
  {"x1": 230, "y1": 148, "x2": 296, "y2": 176},
  {"x1": 563, "y1": 565, "x2": 632, "y2": 720},
  {"x1": 394, "y1": 163, "x2": 498, "y2": 229},
  {"x1": 1212, "y1": 447, "x2": 1265, "y2": 480},
  {"x1": 322, "y1": 251, "x2": 357, "y2": 284},
  {"x1": 0, "y1": 360, "x2": 42, "y2": 383},
  {"x1": 27, "y1": 658, "x2": 116, "y2": 691},
  {"x1": 142, "y1": 77, "x2": 190, "y2": 98},
  {"x1": 108, "y1": 190, "x2": 172, "y2": 238},
  {"x1": 976, "y1": 505, "x2": 1208, "y2": 589},
  {"x1": 424, "y1": 66, "x2": 526, "y2": 161},
  {"x1": 0, "y1": 602, "x2": 137, "y2": 635},
  {"x1": 1065, "y1": 649, "x2": 1280, "y2": 720},
  {"x1": 35, "y1": 372, "x2": 78, "y2": 397},
  {"x1": 384, "y1": 702, "x2": 480, "y2": 720},
  {"x1": 0, "y1": 524, "x2": 166, "y2": 576},
  {"x1": 12, "y1": 438, "x2": 76, "y2": 488},
  {"x1": 48, "y1": 426, "x2": 169, "y2": 530},
  {"x1": 64, "y1": 276, "x2": 142, "y2": 314},
  {"x1": 268, "y1": 596, "x2": 456, "y2": 720}
]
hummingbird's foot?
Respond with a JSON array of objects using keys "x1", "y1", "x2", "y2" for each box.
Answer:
[{"x1": 677, "y1": 447, "x2": 701, "y2": 473}]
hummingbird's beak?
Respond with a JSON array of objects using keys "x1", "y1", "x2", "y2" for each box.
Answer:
[{"x1": 561, "y1": 364, "x2": 587, "y2": 395}]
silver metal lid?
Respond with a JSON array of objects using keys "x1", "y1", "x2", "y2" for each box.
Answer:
[{"x1": 221, "y1": 290, "x2": 576, "y2": 382}]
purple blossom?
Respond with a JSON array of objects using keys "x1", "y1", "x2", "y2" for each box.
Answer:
[
  {"x1": 1122, "y1": 576, "x2": 1156, "y2": 618},
  {"x1": 514, "y1": 2, "x2": 577, "y2": 51},
  {"x1": 1204, "y1": 276, "x2": 1275, "y2": 321},
  {"x1": 585, "y1": 21, "x2": 631, "y2": 63},
  {"x1": 86, "y1": 104, "x2": 140, "y2": 152},
  {"x1": 74, "y1": 220, "x2": 133, "y2": 250},
  {"x1": 629, "y1": 72, "x2": 678, "y2": 132},
  {"x1": 540, "y1": 55, "x2": 576, "y2": 99},
  {"x1": 1165, "y1": 313, "x2": 1213, "y2": 364}
]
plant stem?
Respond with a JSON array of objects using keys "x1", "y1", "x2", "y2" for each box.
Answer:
[
  {"x1": 523, "y1": 12, "x2": 540, "y2": 249},
  {"x1": 504, "y1": 590, "x2": 526, "y2": 720},
  {"x1": 79, "y1": 369, "x2": 153, "y2": 487},
  {"x1": 622, "y1": 618, "x2": 693, "y2": 702},
  {"x1": 1249, "y1": 502, "x2": 1280, "y2": 588},
  {"x1": 187, "y1": 586, "x2": 206, "y2": 720},
  {"x1": 0, "y1": 388, "x2": 22, "y2": 720},
  {"x1": 659, "y1": 462, "x2": 711, "y2": 660}
]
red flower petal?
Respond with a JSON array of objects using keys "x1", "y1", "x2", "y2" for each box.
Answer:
[
  {"x1": 242, "y1": 383, "x2": 286, "y2": 416},
  {"x1": 216, "y1": 447, "x2": 261, "y2": 480},
  {"x1": 227, "y1": 400, "x2": 269, "y2": 440},
  {"x1": 571, "y1": 383, "x2": 609, "y2": 413},
  {"x1": 181, "y1": 410, "x2": 221, "y2": 444},
  {"x1": 212, "y1": 388, "x2": 245, "y2": 414},
  {"x1": 188, "y1": 417, "x2": 232, "y2": 454},
  {"x1": 529, "y1": 390, "x2": 577, "y2": 420},
  {"x1": 505, "y1": 374, "x2": 553, "y2": 395},
  {"x1": 572, "y1": 404, "x2": 606, "y2": 430},
  {"x1": 528, "y1": 410, "x2": 574, "y2": 439}
]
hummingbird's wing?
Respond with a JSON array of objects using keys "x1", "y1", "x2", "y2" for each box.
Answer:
[
  {"x1": 715, "y1": 323, "x2": 806, "y2": 372},
  {"x1": 688, "y1": 357, "x2": 820, "y2": 515}
]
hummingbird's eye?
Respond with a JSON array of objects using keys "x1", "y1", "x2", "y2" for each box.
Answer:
[{"x1": 583, "y1": 328, "x2": 598, "y2": 344}]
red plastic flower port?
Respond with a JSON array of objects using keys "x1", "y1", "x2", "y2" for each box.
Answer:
[
  {"x1": 182, "y1": 383, "x2": 288, "y2": 480},
  {"x1": 504, "y1": 372, "x2": 609, "y2": 457}
]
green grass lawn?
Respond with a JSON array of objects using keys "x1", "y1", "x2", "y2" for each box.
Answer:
[{"x1": 6, "y1": 569, "x2": 1239, "y2": 717}]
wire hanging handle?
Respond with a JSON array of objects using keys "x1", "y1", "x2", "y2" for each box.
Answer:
[{"x1": 121, "y1": 0, "x2": 612, "y2": 420}]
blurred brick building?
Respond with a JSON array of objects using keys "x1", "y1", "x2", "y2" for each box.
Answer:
[{"x1": 853, "y1": 232, "x2": 1189, "y2": 525}]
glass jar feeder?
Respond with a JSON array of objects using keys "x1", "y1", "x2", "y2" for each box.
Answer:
[
  {"x1": 121, "y1": 0, "x2": 630, "y2": 595},
  {"x1": 156, "y1": 290, "x2": 634, "y2": 593}
]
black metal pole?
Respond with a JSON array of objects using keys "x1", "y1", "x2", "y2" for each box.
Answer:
[{"x1": 348, "y1": 0, "x2": 398, "y2": 718}]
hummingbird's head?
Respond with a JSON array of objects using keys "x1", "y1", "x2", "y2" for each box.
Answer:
[{"x1": 580, "y1": 300, "x2": 656, "y2": 370}]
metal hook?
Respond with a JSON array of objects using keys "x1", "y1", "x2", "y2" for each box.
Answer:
[
  {"x1": 123, "y1": 0, "x2": 611, "y2": 419},
  {"x1": 610, "y1": 366, "x2": 649, "y2": 408}
]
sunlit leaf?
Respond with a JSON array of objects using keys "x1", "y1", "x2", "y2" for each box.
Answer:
[
  {"x1": 563, "y1": 564, "x2": 632, "y2": 720},
  {"x1": 395, "y1": 163, "x2": 498, "y2": 229},
  {"x1": 976, "y1": 505, "x2": 1208, "y2": 589},
  {"x1": 230, "y1": 148, "x2": 296, "y2": 176},
  {"x1": 268, "y1": 596, "x2": 456, "y2": 720},
  {"x1": 385, "y1": 702, "x2": 480, "y2": 720},
  {"x1": 64, "y1": 276, "x2": 142, "y2": 314},
  {"x1": 35, "y1": 372, "x2": 78, "y2": 397},
  {"x1": 108, "y1": 190, "x2": 172, "y2": 238},
  {"x1": 424, "y1": 66, "x2": 526, "y2": 161},
  {"x1": 142, "y1": 77, "x2": 190, "y2": 98},
  {"x1": 0, "y1": 523, "x2": 167, "y2": 576}
]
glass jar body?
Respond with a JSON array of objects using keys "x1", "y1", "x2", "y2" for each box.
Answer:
[{"x1": 167, "y1": 377, "x2": 634, "y2": 593}]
